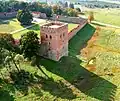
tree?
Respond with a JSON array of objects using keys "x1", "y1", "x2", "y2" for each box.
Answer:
[
  {"x1": 20, "y1": 31, "x2": 40, "y2": 59},
  {"x1": 0, "y1": 48, "x2": 9, "y2": 79},
  {"x1": 20, "y1": 31, "x2": 48, "y2": 77},
  {"x1": 16, "y1": 9, "x2": 33, "y2": 25},
  {"x1": 67, "y1": 8, "x2": 78, "y2": 17},
  {"x1": 64, "y1": 2, "x2": 68, "y2": 8},
  {"x1": 19, "y1": 2, "x2": 28, "y2": 10},
  {"x1": 69, "y1": 3, "x2": 74, "y2": 9},
  {"x1": 52, "y1": 5, "x2": 62, "y2": 15},
  {"x1": 0, "y1": 33, "x2": 20, "y2": 72},
  {"x1": 0, "y1": 33, "x2": 15, "y2": 51},
  {"x1": 88, "y1": 12, "x2": 94, "y2": 23},
  {"x1": 76, "y1": 8, "x2": 81, "y2": 12},
  {"x1": 52, "y1": 5, "x2": 58, "y2": 14},
  {"x1": 44, "y1": 7, "x2": 52, "y2": 17}
]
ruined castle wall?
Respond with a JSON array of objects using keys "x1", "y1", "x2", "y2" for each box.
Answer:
[
  {"x1": 68, "y1": 21, "x2": 87, "y2": 40},
  {"x1": 0, "y1": 12, "x2": 17, "y2": 19},
  {"x1": 32, "y1": 12, "x2": 47, "y2": 19},
  {"x1": 51, "y1": 15, "x2": 87, "y2": 24}
]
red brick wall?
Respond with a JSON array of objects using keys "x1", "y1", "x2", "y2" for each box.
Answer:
[{"x1": 68, "y1": 21, "x2": 87, "y2": 40}]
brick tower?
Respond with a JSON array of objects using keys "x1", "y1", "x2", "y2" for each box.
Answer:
[{"x1": 40, "y1": 22, "x2": 68, "y2": 61}]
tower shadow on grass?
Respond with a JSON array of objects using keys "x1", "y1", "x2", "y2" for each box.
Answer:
[
  {"x1": 40, "y1": 56, "x2": 116, "y2": 101},
  {"x1": 39, "y1": 24, "x2": 117, "y2": 100},
  {"x1": 0, "y1": 90, "x2": 14, "y2": 101},
  {"x1": 34, "y1": 75, "x2": 77, "y2": 99}
]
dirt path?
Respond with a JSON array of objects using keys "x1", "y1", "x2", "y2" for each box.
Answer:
[
  {"x1": 10, "y1": 18, "x2": 46, "y2": 34},
  {"x1": 92, "y1": 21, "x2": 120, "y2": 29},
  {"x1": 10, "y1": 24, "x2": 37, "y2": 34}
]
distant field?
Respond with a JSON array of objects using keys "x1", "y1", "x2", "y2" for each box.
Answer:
[
  {"x1": 85, "y1": 8, "x2": 120, "y2": 26},
  {"x1": 0, "y1": 18, "x2": 79, "y2": 39},
  {"x1": 0, "y1": 19, "x2": 24, "y2": 33},
  {"x1": 13, "y1": 23, "x2": 79, "y2": 39},
  {"x1": 13, "y1": 24, "x2": 40, "y2": 39}
]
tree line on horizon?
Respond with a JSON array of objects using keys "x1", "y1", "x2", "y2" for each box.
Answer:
[{"x1": 0, "y1": 0, "x2": 81, "y2": 17}]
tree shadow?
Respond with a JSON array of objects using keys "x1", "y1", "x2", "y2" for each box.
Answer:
[
  {"x1": 9, "y1": 70, "x2": 35, "y2": 95},
  {"x1": 9, "y1": 69, "x2": 76, "y2": 99},
  {"x1": 34, "y1": 75, "x2": 77, "y2": 99},
  {"x1": 0, "y1": 78, "x2": 15, "y2": 101},
  {"x1": 39, "y1": 55, "x2": 117, "y2": 101},
  {"x1": 39, "y1": 24, "x2": 117, "y2": 100},
  {"x1": 0, "y1": 89, "x2": 15, "y2": 101}
]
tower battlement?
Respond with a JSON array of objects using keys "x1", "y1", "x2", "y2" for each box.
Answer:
[{"x1": 41, "y1": 22, "x2": 68, "y2": 34}]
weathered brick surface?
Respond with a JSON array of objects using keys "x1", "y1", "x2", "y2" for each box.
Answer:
[
  {"x1": 40, "y1": 17, "x2": 87, "y2": 61},
  {"x1": 40, "y1": 22, "x2": 68, "y2": 61},
  {"x1": 68, "y1": 20, "x2": 87, "y2": 40}
]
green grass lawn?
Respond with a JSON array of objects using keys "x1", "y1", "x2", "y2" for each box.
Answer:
[
  {"x1": 13, "y1": 24, "x2": 40, "y2": 39},
  {"x1": 0, "y1": 18, "x2": 25, "y2": 33},
  {"x1": 85, "y1": 8, "x2": 120, "y2": 26}
]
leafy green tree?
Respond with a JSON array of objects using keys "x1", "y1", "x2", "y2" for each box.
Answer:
[
  {"x1": 0, "y1": 33, "x2": 20, "y2": 72},
  {"x1": 69, "y1": 3, "x2": 74, "y2": 9},
  {"x1": 52, "y1": 5, "x2": 58, "y2": 14},
  {"x1": 64, "y1": 2, "x2": 68, "y2": 8},
  {"x1": 20, "y1": 31, "x2": 40, "y2": 59},
  {"x1": 0, "y1": 33, "x2": 15, "y2": 51},
  {"x1": 0, "y1": 6, "x2": 3, "y2": 12},
  {"x1": 88, "y1": 11, "x2": 94, "y2": 23},
  {"x1": 0, "y1": 48, "x2": 8, "y2": 79},
  {"x1": 52, "y1": 5, "x2": 62, "y2": 15},
  {"x1": 17, "y1": 9, "x2": 33, "y2": 25},
  {"x1": 76, "y1": 8, "x2": 81, "y2": 12},
  {"x1": 45, "y1": 7, "x2": 52, "y2": 17},
  {"x1": 20, "y1": 31, "x2": 48, "y2": 77},
  {"x1": 19, "y1": 2, "x2": 28, "y2": 10},
  {"x1": 67, "y1": 8, "x2": 78, "y2": 17}
]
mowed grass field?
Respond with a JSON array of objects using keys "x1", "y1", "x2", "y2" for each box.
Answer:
[
  {"x1": 13, "y1": 24, "x2": 40, "y2": 39},
  {"x1": 13, "y1": 23, "x2": 79, "y2": 39},
  {"x1": 80, "y1": 25, "x2": 120, "y2": 100},
  {"x1": 85, "y1": 8, "x2": 120, "y2": 26},
  {"x1": 0, "y1": 18, "x2": 24, "y2": 33},
  {"x1": 0, "y1": 17, "x2": 79, "y2": 39}
]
